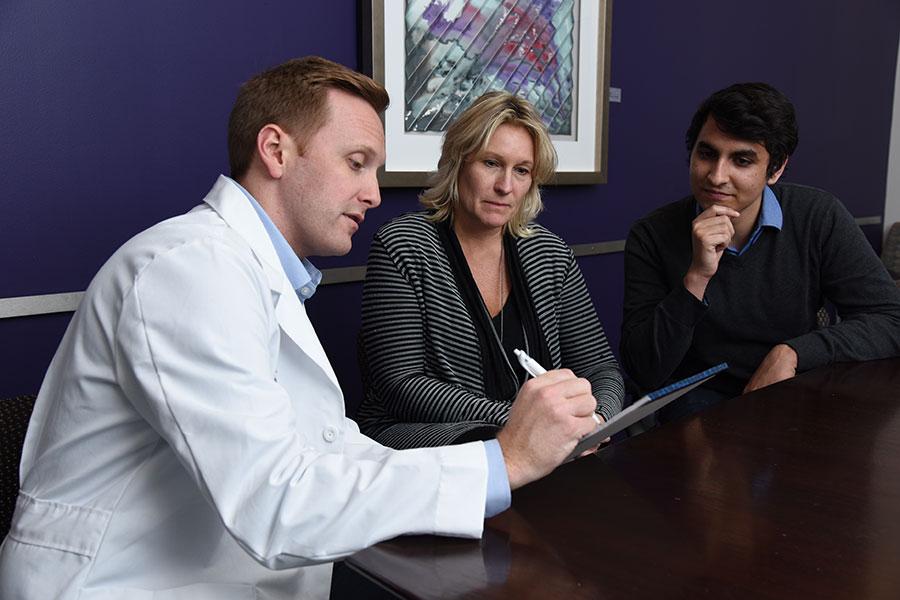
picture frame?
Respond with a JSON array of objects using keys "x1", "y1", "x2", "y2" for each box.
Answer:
[{"x1": 360, "y1": 0, "x2": 612, "y2": 187}]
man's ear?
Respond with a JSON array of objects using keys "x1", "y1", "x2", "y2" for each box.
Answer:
[
  {"x1": 256, "y1": 124, "x2": 290, "y2": 179},
  {"x1": 767, "y1": 157, "x2": 788, "y2": 185}
]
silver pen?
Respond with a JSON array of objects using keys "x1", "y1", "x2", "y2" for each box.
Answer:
[{"x1": 514, "y1": 348, "x2": 547, "y2": 378}]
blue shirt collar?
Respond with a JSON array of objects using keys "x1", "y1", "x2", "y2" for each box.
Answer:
[
  {"x1": 758, "y1": 185, "x2": 783, "y2": 230},
  {"x1": 228, "y1": 177, "x2": 321, "y2": 302}
]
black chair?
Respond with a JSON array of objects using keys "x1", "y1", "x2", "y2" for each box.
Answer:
[
  {"x1": 0, "y1": 394, "x2": 36, "y2": 540},
  {"x1": 816, "y1": 305, "x2": 831, "y2": 328}
]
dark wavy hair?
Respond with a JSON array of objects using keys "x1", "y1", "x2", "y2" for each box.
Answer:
[{"x1": 685, "y1": 82, "x2": 799, "y2": 178}]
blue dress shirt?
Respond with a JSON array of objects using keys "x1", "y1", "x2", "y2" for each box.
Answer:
[
  {"x1": 231, "y1": 179, "x2": 321, "y2": 302},
  {"x1": 727, "y1": 185, "x2": 783, "y2": 255}
]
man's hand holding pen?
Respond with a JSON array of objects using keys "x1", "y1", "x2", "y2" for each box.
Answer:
[{"x1": 497, "y1": 351, "x2": 600, "y2": 490}]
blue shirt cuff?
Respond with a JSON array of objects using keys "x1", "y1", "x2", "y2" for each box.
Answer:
[{"x1": 483, "y1": 439, "x2": 511, "y2": 517}]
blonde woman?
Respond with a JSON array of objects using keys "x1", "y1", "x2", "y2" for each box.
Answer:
[{"x1": 357, "y1": 92, "x2": 624, "y2": 448}]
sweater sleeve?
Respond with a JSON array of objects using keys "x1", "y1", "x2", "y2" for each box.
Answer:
[
  {"x1": 554, "y1": 249, "x2": 625, "y2": 421},
  {"x1": 784, "y1": 197, "x2": 900, "y2": 371},
  {"x1": 359, "y1": 232, "x2": 512, "y2": 449},
  {"x1": 620, "y1": 217, "x2": 708, "y2": 391}
]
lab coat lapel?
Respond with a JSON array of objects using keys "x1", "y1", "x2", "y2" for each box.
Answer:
[
  {"x1": 272, "y1": 282, "x2": 341, "y2": 390},
  {"x1": 201, "y1": 175, "x2": 341, "y2": 390}
]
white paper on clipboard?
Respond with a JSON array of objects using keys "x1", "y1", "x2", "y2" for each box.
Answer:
[{"x1": 565, "y1": 363, "x2": 729, "y2": 462}]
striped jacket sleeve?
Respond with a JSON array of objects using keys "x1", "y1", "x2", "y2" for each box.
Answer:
[
  {"x1": 520, "y1": 234, "x2": 624, "y2": 422},
  {"x1": 357, "y1": 215, "x2": 512, "y2": 448}
]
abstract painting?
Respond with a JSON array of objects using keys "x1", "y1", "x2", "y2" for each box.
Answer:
[
  {"x1": 363, "y1": 0, "x2": 611, "y2": 186},
  {"x1": 404, "y1": 0, "x2": 577, "y2": 137}
]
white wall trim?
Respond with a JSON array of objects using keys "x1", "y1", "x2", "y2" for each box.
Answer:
[
  {"x1": 0, "y1": 292, "x2": 85, "y2": 319},
  {"x1": 0, "y1": 222, "x2": 880, "y2": 321},
  {"x1": 885, "y1": 35, "x2": 900, "y2": 236}
]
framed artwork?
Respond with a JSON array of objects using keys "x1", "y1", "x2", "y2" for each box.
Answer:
[{"x1": 360, "y1": 0, "x2": 612, "y2": 186}]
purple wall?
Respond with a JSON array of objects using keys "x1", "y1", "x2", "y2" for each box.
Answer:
[{"x1": 2, "y1": 1, "x2": 899, "y2": 410}]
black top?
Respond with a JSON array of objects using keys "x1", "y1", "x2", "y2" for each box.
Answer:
[
  {"x1": 437, "y1": 221, "x2": 547, "y2": 402},
  {"x1": 491, "y1": 292, "x2": 527, "y2": 388}
]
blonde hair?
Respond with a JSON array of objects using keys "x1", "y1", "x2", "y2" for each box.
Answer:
[{"x1": 420, "y1": 92, "x2": 557, "y2": 237}]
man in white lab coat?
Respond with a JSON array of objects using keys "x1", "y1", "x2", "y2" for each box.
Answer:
[{"x1": 0, "y1": 57, "x2": 600, "y2": 599}]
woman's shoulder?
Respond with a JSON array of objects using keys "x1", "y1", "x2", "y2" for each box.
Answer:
[
  {"x1": 372, "y1": 211, "x2": 446, "y2": 264},
  {"x1": 517, "y1": 222, "x2": 572, "y2": 256},
  {"x1": 375, "y1": 210, "x2": 438, "y2": 241}
]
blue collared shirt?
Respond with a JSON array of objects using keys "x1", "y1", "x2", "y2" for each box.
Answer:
[
  {"x1": 696, "y1": 185, "x2": 783, "y2": 256},
  {"x1": 230, "y1": 177, "x2": 511, "y2": 517},
  {"x1": 483, "y1": 438, "x2": 511, "y2": 516},
  {"x1": 729, "y1": 185, "x2": 782, "y2": 255},
  {"x1": 230, "y1": 177, "x2": 321, "y2": 303}
]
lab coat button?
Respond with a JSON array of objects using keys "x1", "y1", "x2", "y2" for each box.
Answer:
[{"x1": 322, "y1": 426, "x2": 338, "y2": 442}]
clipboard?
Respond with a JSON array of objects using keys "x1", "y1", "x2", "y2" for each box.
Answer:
[{"x1": 564, "y1": 362, "x2": 729, "y2": 462}]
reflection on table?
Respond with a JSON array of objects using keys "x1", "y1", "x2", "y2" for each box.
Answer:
[{"x1": 348, "y1": 358, "x2": 900, "y2": 599}]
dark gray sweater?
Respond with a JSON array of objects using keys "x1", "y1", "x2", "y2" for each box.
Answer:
[{"x1": 621, "y1": 182, "x2": 900, "y2": 397}]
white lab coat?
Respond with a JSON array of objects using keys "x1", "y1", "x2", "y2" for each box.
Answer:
[{"x1": 0, "y1": 176, "x2": 488, "y2": 599}]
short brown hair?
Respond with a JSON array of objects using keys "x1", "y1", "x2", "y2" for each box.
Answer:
[
  {"x1": 227, "y1": 56, "x2": 389, "y2": 180},
  {"x1": 420, "y1": 91, "x2": 557, "y2": 237}
]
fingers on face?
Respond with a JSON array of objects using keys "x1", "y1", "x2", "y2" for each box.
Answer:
[
  {"x1": 699, "y1": 204, "x2": 740, "y2": 219},
  {"x1": 693, "y1": 216, "x2": 734, "y2": 246},
  {"x1": 694, "y1": 213, "x2": 734, "y2": 233}
]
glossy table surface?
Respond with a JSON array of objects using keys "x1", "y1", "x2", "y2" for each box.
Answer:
[{"x1": 348, "y1": 359, "x2": 900, "y2": 599}]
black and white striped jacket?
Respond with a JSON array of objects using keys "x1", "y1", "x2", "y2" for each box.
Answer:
[{"x1": 357, "y1": 211, "x2": 624, "y2": 449}]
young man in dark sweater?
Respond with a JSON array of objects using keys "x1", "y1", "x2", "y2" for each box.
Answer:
[{"x1": 621, "y1": 82, "x2": 900, "y2": 423}]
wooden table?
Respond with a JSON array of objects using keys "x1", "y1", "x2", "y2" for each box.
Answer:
[{"x1": 347, "y1": 359, "x2": 900, "y2": 599}]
